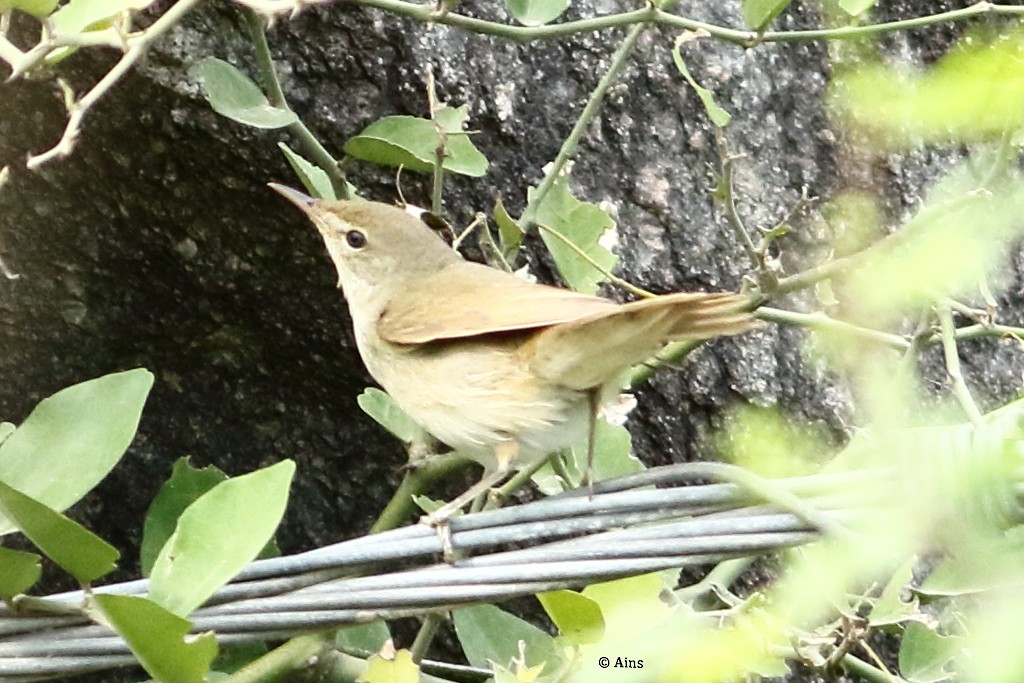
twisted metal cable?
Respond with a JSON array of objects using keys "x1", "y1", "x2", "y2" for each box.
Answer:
[{"x1": 0, "y1": 455, "x2": 1008, "y2": 680}]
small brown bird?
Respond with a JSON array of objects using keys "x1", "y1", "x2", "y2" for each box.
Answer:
[{"x1": 271, "y1": 185, "x2": 755, "y2": 518}]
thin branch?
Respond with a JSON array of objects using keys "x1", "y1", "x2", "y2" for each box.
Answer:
[
  {"x1": 774, "y1": 190, "x2": 989, "y2": 295},
  {"x1": 714, "y1": 128, "x2": 759, "y2": 270},
  {"x1": 244, "y1": 9, "x2": 351, "y2": 199},
  {"x1": 25, "y1": 0, "x2": 202, "y2": 169},
  {"x1": 425, "y1": 66, "x2": 446, "y2": 214},
  {"x1": 519, "y1": 21, "x2": 648, "y2": 229},
  {"x1": 239, "y1": 0, "x2": 1023, "y2": 49},
  {"x1": 938, "y1": 303, "x2": 983, "y2": 426},
  {"x1": 755, "y1": 307, "x2": 912, "y2": 351}
]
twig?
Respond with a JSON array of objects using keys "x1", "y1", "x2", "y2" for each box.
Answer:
[
  {"x1": 222, "y1": 633, "x2": 329, "y2": 683},
  {"x1": 369, "y1": 456, "x2": 472, "y2": 534},
  {"x1": 425, "y1": 66, "x2": 446, "y2": 214},
  {"x1": 938, "y1": 303, "x2": 983, "y2": 426},
  {"x1": 24, "y1": 0, "x2": 201, "y2": 169},
  {"x1": 243, "y1": 9, "x2": 351, "y2": 199},
  {"x1": 519, "y1": 21, "x2": 648, "y2": 229},
  {"x1": 755, "y1": 307, "x2": 912, "y2": 351},
  {"x1": 409, "y1": 613, "x2": 442, "y2": 663},
  {"x1": 239, "y1": 0, "x2": 1023, "y2": 49},
  {"x1": 714, "y1": 128, "x2": 760, "y2": 270}
]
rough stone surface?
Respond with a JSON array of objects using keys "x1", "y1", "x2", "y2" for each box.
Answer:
[{"x1": 0, "y1": 0, "x2": 1021, "y2": 675}]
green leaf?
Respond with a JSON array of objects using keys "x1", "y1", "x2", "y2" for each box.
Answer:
[
  {"x1": 336, "y1": 621, "x2": 392, "y2": 656},
  {"x1": 899, "y1": 622, "x2": 958, "y2": 683},
  {"x1": 0, "y1": 422, "x2": 14, "y2": 445},
  {"x1": 0, "y1": 546, "x2": 42, "y2": 599},
  {"x1": 453, "y1": 604, "x2": 559, "y2": 670},
  {"x1": 278, "y1": 143, "x2": 336, "y2": 201},
  {"x1": 357, "y1": 388, "x2": 426, "y2": 444},
  {"x1": 148, "y1": 460, "x2": 295, "y2": 616},
  {"x1": 93, "y1": 594, "x2": 217, "y2": 683},
  {"x1": 832, "y1": 28, "x2": 1024, "y2": 145},
  {"x1": 493, "y1": 197, "x2": 523, "y2": 260},
  {"x1": 360, "y1": 648, "x2": 419, "y2": 683},
  {"x1": 672, "y1": 37, "x2": 732, "y2": 128},
  {"x1": 538, "y1": 590, "x2": 604, "y2": 645},
  {"x1": 741, "y1": 0, "x2": 792, "y2": 29},
  {"x1": 838, "y1": 0, "x2": 878, "y2": 14},
  {"x1": 0, "y1": 479, "x2": 118, "y2": 584},
  {"x1": 527, "y1": 177, "x2": 617, "y2": 295},
  {"x1": 0, "y1": 0, "x2": 58, "y2": 18},
  {"x1": 49, "y1": 0, "x2": 153, "y2": 33},
  {"x1": 344, "y1": 108, "x2": 489, "y2": 178},
  {"x1": 0, "y1": 369, "x2": 153, "y2": 536},
  {"x1": 505, "y1": 0, "x2": 567, "y2": 26},
  {"x1": 189, "y1": 58, "x2": 298, "y2": 130},
  {"x1": 141, "y1": 458, "x2": 228, "y2": 577},
  {"x1": 868, "y1": 556, "x2": 919, "y2": 626}
]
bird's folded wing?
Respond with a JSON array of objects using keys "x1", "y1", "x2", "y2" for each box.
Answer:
[
  {"x1": 377, "y1": 261, "x2": 617, "y2": 344},
  {"x1": 525, "y1": 292, "x2": 756, "y2": 390}
]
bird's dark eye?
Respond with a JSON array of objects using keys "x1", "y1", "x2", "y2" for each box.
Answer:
[{"x1": 345, "y1": 230, "x2": 367, "y2": 249}]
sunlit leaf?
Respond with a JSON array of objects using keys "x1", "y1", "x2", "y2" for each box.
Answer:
[
  {"x1": 0, "y1": 480, "x2": 118, "y2": 584},
  {"x1": 505, "y1": 0, "x2": 567, "y2": 27},
  {"x1": 867, "y1": 556, "x2": 920, "y2": 626},
  {"x1": 149, "y1": 460, "x2": 295, "y2": 616},
  {"x1": 718, "y1": 405, "x2": 831, "y2": 476},
  {"x1": 0, "y1": 368, "x2": 152, "y2": 536},
  {"x1": 899, "y1": 622, "x2": 958, "y2": 683},
  {"x1": 141, "y1": 458, "x2": 228, "y2": 577},
  {"x1": 93, "y1": 594, "x2": 217, "y2": 683},
  {"x1": 538, "y1": 590, "x2": 604, "y2": 645},
  {"x1": 0, "y1": 0, "x2": 58, "y2": 19},
  {"x1": 741, "y1": 0, "x2": 792, "y2": 29},
  {"x1": 344, "y1": 107, "x2": 488, "y2": 177},
  {"x1": 672, "y1": 36, "x2": 732, "y2": 128},
  {"x1": 0, "y1": 547, "x2": 42, "y2": 599},
  {"x1": 832, "y1": 27, "x2": 1024, "y2": 145},
  {"x1": 843, "y1": 162, "x2": 1024, "y2": 318},
  {"x1": 50, "y1": 0, "x2": 152, "y2": 32},
  {"x1": 189, "y1": 58, "x2": 297, "y2": 130},
  {"x1": 838, "y1": 0, "x2": 878, "y2": 15},
  {"x1": 527, "y1": 177, "x2": 617, "y2": 294},
  {"x1": 453, "y1": 604, "x2": 559, "y2": 671},
  {"x1": 358, "y1": 648, "x2": 419, "y2": 683},
  {"x1": 0, "y1": 423, "x2": 14, "y2": 445},
  {"x1": 278, "y1": 143, "x2": 336, "y2": 201}
]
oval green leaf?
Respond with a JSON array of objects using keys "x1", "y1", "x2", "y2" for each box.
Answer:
[
  {"x1": 538, "y1": 590, "x2": 604, "y2": 645},
  {"x1": 148, "y1": 460, "x2": 295, "y2": 616},
  {"x1": 94, "y1": 594, "x2": 217, "y2": 683},
  {"x1": 0, "y1": 480, "x2": 118, "y2": 584},
  {"x1": 344, "y1": 109, "x2": 488, "y2": 178},
  {"x1": 741, "y1": 0, "x2": 792, "y2": 29},
  {"x1": 189, "y1": 58, "x2": 298, "y2": 130},
  {"x1": 505, "y1": 0, "x2": 567, "y2": 26},
  {"x1": 278, "y1": 143, "x2": 336, "y2": 201},
  {"x1": 0, "y1": 546, "x2": 42, "y2": 599},
  {"x1": 0, "y1": 368, "x2": 153, "y2": 536},
  {"x1": 140, "y1": 458, "x2": 228, "y2": 577},
  {"x1": 453, "y1": 604, "x2": 558, "y2": 670}
]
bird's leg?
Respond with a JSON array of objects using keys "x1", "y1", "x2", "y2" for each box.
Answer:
[
  {"x1": 422, "y1": 440, "x2": 518, "y2": 560},
  {"x1": 581, "y1": 387, "x2": 600, "y2": 493}
]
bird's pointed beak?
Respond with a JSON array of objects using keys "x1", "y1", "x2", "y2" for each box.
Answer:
[{"x1": 268, "y1": 183, "x2": 318, "y2": 214}]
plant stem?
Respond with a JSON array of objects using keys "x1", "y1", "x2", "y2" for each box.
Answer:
[
  {"x1": 520, "y1": 21, "x2": 648, "y2": 229},
  {"x1": 938, "y1": 303, "x2": 983, "y2": 426},
  {"x1": 244, "y1": 9, "x2": 351, "y2": 199},
  {"x1": 369, "y1": 456, "x2": 472, "y2": 533}
]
